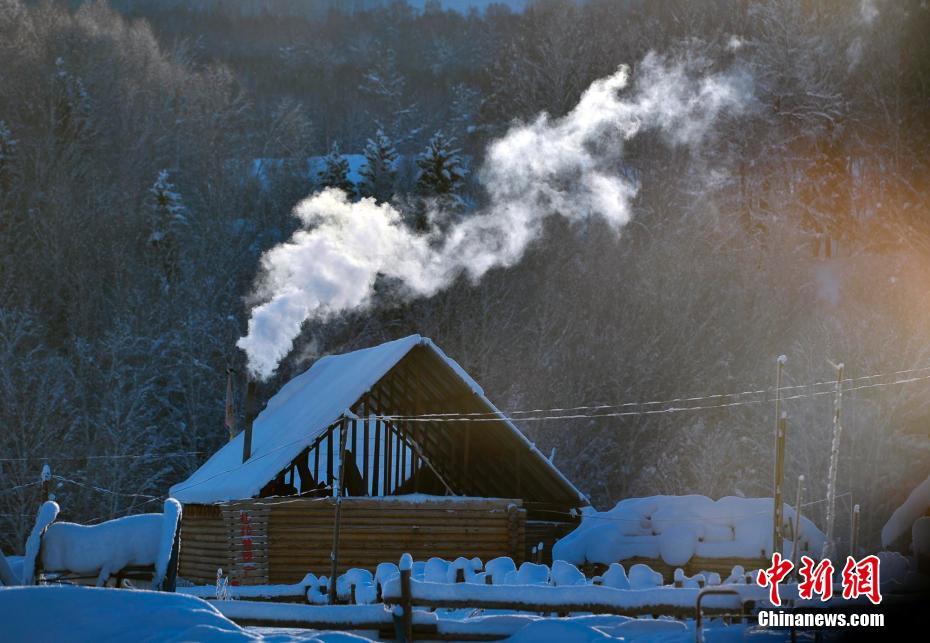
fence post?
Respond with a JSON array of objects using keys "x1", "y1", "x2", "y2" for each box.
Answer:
[
  {"x1": 773, "y1": 413, "x2": 787, "y2": 557},
  {"x1": 328, "y1": 417, "x2": 349, "y2": 605},
  {"x1": 791, "y1": 475, "x2": 804, "y2": 577},
  {"x1": 822, "y1": 362, "x2": 844, "y2": 561},
  {"x1": 850, "y1": 504, "x2": 860, "y2": 558},
  {"x1": 772, "y1": 356, "x2": 786, "y2": 556},
  {"x1": 399, "y1": 553, "x2": 413, "y2": 642}
]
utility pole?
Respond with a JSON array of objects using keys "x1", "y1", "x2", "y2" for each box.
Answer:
[
  {"x1": 772, "y1": 355, "x2": 786, "y2": 556},
  {"x1": 822, "y1": 361, "x2": 844, "y2": 561}
]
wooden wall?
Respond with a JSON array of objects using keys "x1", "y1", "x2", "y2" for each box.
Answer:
[{"x1": 178, "y1": 496, "x2": 526, "y2": 585}]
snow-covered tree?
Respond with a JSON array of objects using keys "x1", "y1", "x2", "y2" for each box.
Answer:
[
  {"x1": 359, "y1": 129, "x2": 398, "y2": 203},
  {"x1": 0, "y1": 120, "x2": 16, "y2": 195},
  {"x1": 317, "y1": 142, "x2": 355, "y2": 197},
  {"x1": 415, "y1": 130, "x2": 465, "y2": 201},
  {"x1": 147, "y1": 170, "x2": 188, "y2": 286}
]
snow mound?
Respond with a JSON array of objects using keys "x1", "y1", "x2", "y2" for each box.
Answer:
[
  {"x1": 507, "y1": 618, "x2": 611, "y2": 642},
  {"x1": 553, "y1": 495, "x2": 826, "y2": 566},
  {"x1": 0, "y1": 586, "x2": 254, "y2": 641},
  {"x1": 882, "y1": 475, "x2": 930, "y2": 549}
]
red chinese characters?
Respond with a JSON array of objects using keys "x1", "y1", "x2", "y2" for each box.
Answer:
[
  {"x1": 798, "y1": 555, "x2": 834, "y2": 601},
  {"x1": 841, "y1": 555, "x2": 882, "y2": 605},
  {"x1": 756, "y1": 553, "x2": 883, "y2": 606},
  {"x1": 757, "y1": 552, "x2": 794, "y2": 606}
]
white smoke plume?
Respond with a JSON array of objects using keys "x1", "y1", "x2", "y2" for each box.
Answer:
[{"x1": 238, "y1": 53, "x2": 750, "y2": 379}]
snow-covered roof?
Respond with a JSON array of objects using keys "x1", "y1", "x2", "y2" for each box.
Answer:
[
  {"x1": 881, "y1": 474, "x2": 930, "y2": 549},
  {"x1": 171, "y1": 335, "x2": 586, "y2": 505}
]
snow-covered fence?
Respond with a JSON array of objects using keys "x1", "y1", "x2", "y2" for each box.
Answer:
[{"x1": 21, "y1": 499, "x2": 182, "y2": 590}]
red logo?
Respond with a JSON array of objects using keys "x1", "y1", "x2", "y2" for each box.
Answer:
[
  {"x1": 841, "y1": 555, "x2": 882, "y2": 605},
  {"x1": 757, "y1": 554, "x2": 882, "y2": 606},
  {"x1": 756, "y1": 552, "x2": 794, "y2": 606}
]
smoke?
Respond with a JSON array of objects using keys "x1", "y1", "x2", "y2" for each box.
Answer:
[{"x1": 238, "y1": 53, "x2": 750, "y2": 379}]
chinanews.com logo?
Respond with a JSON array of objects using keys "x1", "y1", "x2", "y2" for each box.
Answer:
[{"x1": 755, "y1": 553, "x2": 885, "y2": 628}]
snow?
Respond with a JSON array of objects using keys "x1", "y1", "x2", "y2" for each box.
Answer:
[
  {"x1": 505, "y1": 561, "x2": 550, "y2": 585},
  {"x1": 41, "y1": 514, "x2": 164, "y2": 585},
  {"x1": 485, "y1": 556, "x2": 516, "y2": 584},
  {"x1": 446, "y1": 556, "x2": 482, "y2": 583},
  {"x1": 381, "y1": 576, "x2": 757, "y2": 611},
  {"x1": 881, "y1": 474, "x2": 930, "y2": 549},
  {"x1": 153, "y1": 498, "x2": 182, "y2": 590},
  {"x1": 599, "y1": 563, "x2": 630, "y2": 590},
  {"x1": 551, "y1": 560, "x2": 586, "y2": 586},
  {"x1": 0, "y1": 552, "x2": 18, "y2": 587},
  {"x1": 0, "y1": 585, "x2": 262, "y2": 641},
  {"x1": 425, "y1": 557, "x2": 449, "y2": 583},
  {"x1": 21, "y1": 500, "x2": 58, "y2": 584},
  {"x1": 507, "y1": 619, "x2": 611, "y2": 642},
  {"x1": 180, "y1": 573, "x2": 319, "y2": 601},
  {"x1": 553, "y1": 495, "x2": 826, "y2": 566},
  {"x1": 628, "y1": 564, "x2": 663, "y2": 589},
  {"x1": 171, "y1": 335, "x2": 585, "y2": 504}
]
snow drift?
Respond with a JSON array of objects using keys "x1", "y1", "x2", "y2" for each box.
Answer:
[
  {"x1": 237, "y1": 54, "x2": 750, "y2": 379},
  {"x1": 552, "y1": 495, "x2": 826, "y2": 566}
]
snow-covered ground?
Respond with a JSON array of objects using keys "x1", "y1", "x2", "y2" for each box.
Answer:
[{"x1": 0, "y1": 584, "x2": 807, "y2": 642}]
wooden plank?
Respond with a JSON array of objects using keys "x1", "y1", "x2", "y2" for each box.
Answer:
[{"x1": 372, "y1": 418, "x2": 381, "y2": 496}]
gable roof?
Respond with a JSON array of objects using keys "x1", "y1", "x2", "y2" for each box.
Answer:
[{"x1": 170, "y1": 335, "x2": 587, "y2": 505}]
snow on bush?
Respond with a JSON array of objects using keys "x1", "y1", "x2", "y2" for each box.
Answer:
[
  {"x1": 599, "y1": 563, "x2": 630, "y2": 590},
  {"x1": 425, "y1": 557, "x2": 449, "y2": 583},
  {"x1": 551, "y1": 560, "x2": 586, "y2": 587},
  {"x1": 503, "y1": 562, "x2": 550, "y2": 586},
  {"x1": 553, "y1": 495, "x2": 826, "y2": 567},
  {"x1": 628, "y1": 564, "x2": 663, "y2": 589},
  {"x1": 445, "y1": 556, "x2": 482, "y2": 583},
  {"x1": 485, "y1": 556, "x2": 516, "y2": 585}
]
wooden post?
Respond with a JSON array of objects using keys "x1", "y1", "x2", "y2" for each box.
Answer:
[
  {"x1": 328, "y1": 417, "x2": 349, "y2": 604},
  {"x1": 40, "y1": 463, "x2": 51, "y2": 501},
  {"x1": 399, "y1": 554, "x2": 414, "y2": 642},
  {"x1": 773, "y1": 413, "x2": 787, "y2": 556},
  {"x1": 822, "y1": 362, "x2": 844, "y2": 561},
  {"x1": 791, "y1": 475, "x2": 804, "y2": 576},
  {"x1": 372, "y1": 418, "x2": 381, "y2": 496},
  {"x1": 242, "y1": 380, "x2": 256, "y2": 462},
  {"x1": 772, "y1": 356, "x2": 786, "y2": 556},
  {"x1": 363, "y1": 401, "x2": 370, "y2": 494},
  {"x1": 850, "y1": 504, "x2": 860, "y2": 558}
]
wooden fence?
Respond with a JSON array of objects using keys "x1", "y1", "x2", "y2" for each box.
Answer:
[{"x1": 179, "y1": 496, "x2": 526, "y2": 585}]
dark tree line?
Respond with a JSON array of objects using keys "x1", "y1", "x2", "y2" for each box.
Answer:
[{"x1": 1, "y1": 0, "x2": 929, "y2": 555}]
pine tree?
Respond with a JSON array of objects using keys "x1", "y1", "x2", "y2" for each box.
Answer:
[
  {"x1": 147, "y1": 169, "x2": 188, "y2": 286},
  {"x1": 415, "y1": 130, "x2": 465, "y2": 201},
  {"x1": 359, "y1": 129, "x2": 398, "y2": 203},
  {"x1": 0, "y1": 120, "x2": 16, "y2": 195},
  {"x1": 317, "y1": 142, "x2": 355, "y2": 197}
]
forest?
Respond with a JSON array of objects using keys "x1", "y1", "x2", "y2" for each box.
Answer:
[{"x1": 1, "y1": 0, "x2": 929, "y2": 555}]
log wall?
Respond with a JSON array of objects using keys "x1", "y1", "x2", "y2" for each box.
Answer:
[{"x1": 178, "y1": 496, "x2": 526, "y2": 585}]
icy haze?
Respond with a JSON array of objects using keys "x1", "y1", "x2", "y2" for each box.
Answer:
[{"x1": 238, "y1": 54, "x2": 750, "y2": 379}]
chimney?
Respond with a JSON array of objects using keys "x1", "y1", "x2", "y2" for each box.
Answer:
[{"x1": 242, "y1": 380, "x2": 256, "y2": 463}]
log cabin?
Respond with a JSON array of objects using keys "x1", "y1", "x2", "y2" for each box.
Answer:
[{"x1": 169, "y1": 335, "x2": 588, "y2": 585}]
